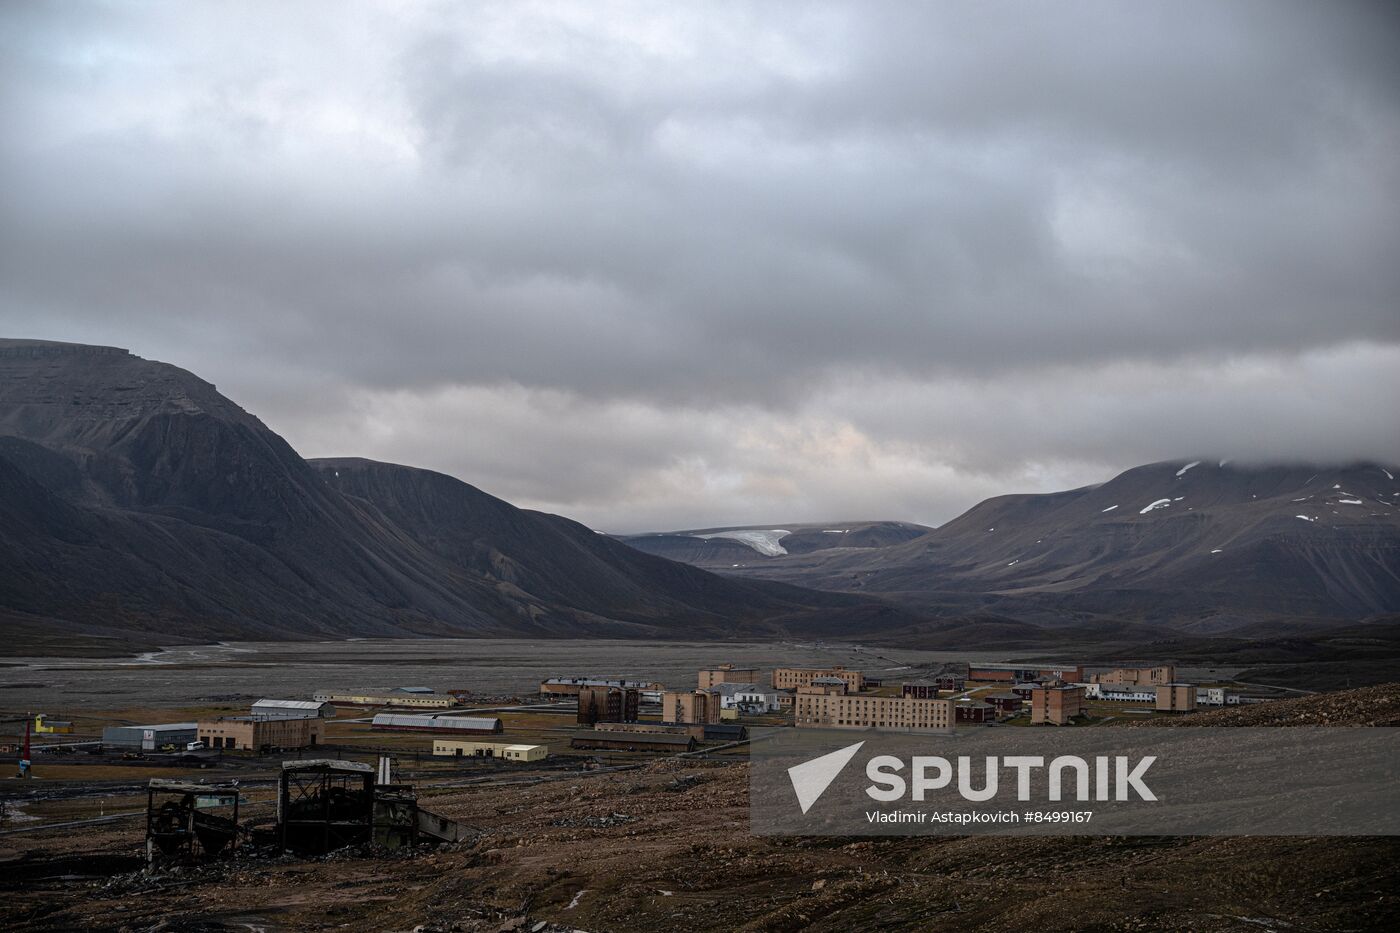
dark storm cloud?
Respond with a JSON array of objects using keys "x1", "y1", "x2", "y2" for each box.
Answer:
[{"x1": 1, "y1": 1, "x2": 1396, "y2": 529}]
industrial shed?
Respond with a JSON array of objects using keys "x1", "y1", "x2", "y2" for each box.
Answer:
[
  {"x1": 433, "y1": 740, "x2": 548, "y2": 761},
  {"x1": 251, "y1": 699, "x2": 336, "y2": 720},
  {"x1": 103, "y1": 723, "x2": 198, "y2": 750},
  {"x1": 371, "y1": 714, "x2": 502, "y2": 734},
  {"x1": 570, "y1": 730, "x2": 696, "y2": 752}
]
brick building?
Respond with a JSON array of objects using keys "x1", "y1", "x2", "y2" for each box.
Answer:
[
  {"x1": 773, "y1": 666, "x2": 865, "y2": 692},
  {"x1": 1091, "y1": 665, "x2": 1176, "y2": 686},
  {"x1": 662, "y1": 689, "x2": 721, "y2": 724},
  {"x1": 577, "y1": 685, "x2": 640, "y2": 725},
  {"x1": 1029, "y1": 684, "x2": 1086, "y2": 726},
  {"x1": 794, "y1": 692, "x2": 952, "y2": 732},
  {"x1": 698, "y1": 664, "x2": 759, "y2": 690},
  {"x1": 197, "y1": 716, "x2": 323, "y2": 751},
  {"x1": 1155, "y1": 684, "x2": 1198, "y2": 713}
]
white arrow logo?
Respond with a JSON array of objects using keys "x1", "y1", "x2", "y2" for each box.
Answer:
[{"x1": 787, "y1": 741, "x2": 865, "y2": 814}]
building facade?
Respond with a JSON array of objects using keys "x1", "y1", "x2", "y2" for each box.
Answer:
[
  {"x1": 794, "y1": 692, "x2": 952, "y2": 732},
  {"x1": 577, "y1": 685, "x2": 641, "y2": 725},
  {"x1": 969, "y1": 664, "x2": 1084, "y2": 683},
  {"x1": 197, "y1": 716, "x2": 323, "y2": 750},
  {"x1": 1029, "y1": 685, "x2": 1086, "y2": 725},
  {"x1": 661, "y1": 689, "x2": 721, "y2": 724},
  {"x1": 433, "y1": 740, "x2": 547, "y2": 761},
  {"x1": 773, "y1": 666, "x2": 866, "y2": 692},
  {"x1": 1091, "y1": 666, "x2": 1176, "y2": 686},
  {"x1": 698, "y1": 664, "x2": 760, "y2": 690},
  {"x1": 1155, "y1": 684, "x2": 1198, "y2": 713},
  {"x1": 312, "y1": 692, "x2": 456, "y2": 709}
]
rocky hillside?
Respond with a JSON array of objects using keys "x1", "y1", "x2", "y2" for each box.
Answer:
[
  {"x1": 0, "y1": 340, "x2": 911, "y2": 650},
  {"x1": 659, "y1": 459, "x2": 1400, "y2": 631}
]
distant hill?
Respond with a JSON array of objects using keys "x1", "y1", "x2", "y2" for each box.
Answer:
[
  {"x1": 0, "y1": 339, "x2": 913, "y2": 651},
  {"x1": 616, "y1": 521, "x2": 931, "y2": 568},
  {"x1": 624, "y1": 460, "x2": 1400, "y2": 631}
]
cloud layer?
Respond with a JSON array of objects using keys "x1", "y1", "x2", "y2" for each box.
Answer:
[{"x1": 3, "y1": 1, "x2": 1397, "y2": 530}]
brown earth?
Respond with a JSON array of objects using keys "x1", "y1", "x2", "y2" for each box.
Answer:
[{"x1": 3, "y1": 687, "x2": 1398, "y2": 931}]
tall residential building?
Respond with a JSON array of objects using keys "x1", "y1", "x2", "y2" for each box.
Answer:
[
  {"x1": 662, "y1": 689, "x2": 720, "y2": 724},
  {"x1": 577, "y1": 685, "x2": 640, "y2": 725},
  {"x1": 772, "y1": 666, "x2": 865, "y2": 692},
  {"x1": 1155, "y1": 684, "x2": 1198, "y2": 713},
  {"x1": 1030, "y1": 684, "x2": 1086, "y2": 725}
]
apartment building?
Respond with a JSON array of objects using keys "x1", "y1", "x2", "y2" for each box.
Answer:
[
  {"x1": 773, "y1": 666, "x2": 865, "y2": 692},
  {"x1": 577, "y1": 685, "x2": 640, "y2": 725},
  {"x1": 1091, "y1": 665, "x2": 1176, "y2": 686},
  {"x1": 662, "y1": 689, "x2": 721, "y2": 724},
  {"x1": 698, "y1": 664, "x2": 760, "y2": 689},
  {"x1": 1155, "y1": 684, "x2": 1198, "y2": 713},
  {"x1": 794, "y1": 691, "x2": 952, "y2": 732},
  {"x1": 1029, "y1": 684, "x2": 1086, "y2": 726}
]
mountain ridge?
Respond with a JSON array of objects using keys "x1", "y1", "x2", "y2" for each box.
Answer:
[{"x1": 0, "y1": 340, "x2": 915, "y2": 651}]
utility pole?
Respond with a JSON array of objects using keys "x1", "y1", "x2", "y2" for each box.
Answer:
[{"x1": 18, "y1": 718, "x2": 32, "y2": 779}]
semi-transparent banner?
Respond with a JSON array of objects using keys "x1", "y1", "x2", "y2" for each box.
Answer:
[{"x1": 749, "y1": 727, "x2": 1400, "y2": 836}]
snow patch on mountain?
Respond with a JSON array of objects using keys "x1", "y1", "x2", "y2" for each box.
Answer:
[
  {"x1": 1176, "y1": 460, "x2": 1201, "y2": 477},
  {"x1": 694, "y1": 529, "x2": 792, "y2": 556},
  {"x1": 1140, "y1": 499, "x2": 1172, "y2": 514}
]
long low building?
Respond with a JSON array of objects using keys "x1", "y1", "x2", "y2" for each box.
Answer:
[
  {"x1": 969, "y1": 663, "x2": 1084, "y2": 683},
  {"x1": 251, "y1": 699, "x2": 337, "y2": 720},
  {"x1": 570, "y1": 730, "x2": 696, "y2": 751},
  {"x1": 313, "y1": 692, "x2": 458, "y2": 709},
  {"x1": 433, "y1": 740, "x2": 547, "y2": 761},
  {"x1": 370, "y1": 713, "x2": 502, "y2": 734},
  {"x1": 102, "y1": 722, "x2": 197, "y2": 750}
]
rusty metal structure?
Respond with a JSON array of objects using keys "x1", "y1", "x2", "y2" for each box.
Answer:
[
  {"x1": 278, "y1": 759, "x2": 376, "y2": 853},
  {"x1": 276, "y1": 758, "x2": 469, "y2": 854},
  {"x1": 145, "y1": 779, "x2": 240, "y2": 865}
]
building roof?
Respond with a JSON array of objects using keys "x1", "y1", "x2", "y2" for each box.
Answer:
[
  {"x1": 985, "y1": 692, "x2": 1022, "y2": 701},
  {"x1": 811, "y1": 676, "x2": 848, "y2": 685},
  {"x1": 714, "y1": 682, "x2": 766, "y2": 696},
  {"x1": 282, "y1": 758, "x2": 373, "y2": 773},
  {"x1": 252, "y1": 699, "x2": 328, "y2": 710},
  {"x1": 571, "y1": 730, "x2": 693, "y2": 746},
  {"x1": 394, "y1": 686, "x2": 436, "y2": 693},
  {"x1": 371, "y1": 713, "x2": 501, "y2": 730}
]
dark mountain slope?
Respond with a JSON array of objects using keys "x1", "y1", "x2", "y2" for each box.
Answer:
[
  {"x1": 651, "y1": 460, "x2": 1400, "y2": 631},
  {"x1": 0, "y1": 339, "x2": 911, "y2": 649}
]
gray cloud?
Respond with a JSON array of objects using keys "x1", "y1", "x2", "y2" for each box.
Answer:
[{"x1": 2, "y1": 1, "x2": 1397, "y2": 530}]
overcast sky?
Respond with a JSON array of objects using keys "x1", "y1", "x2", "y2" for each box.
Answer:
[{"x1": 3, "y1": 1, "x2": 1398, "y2": 532}]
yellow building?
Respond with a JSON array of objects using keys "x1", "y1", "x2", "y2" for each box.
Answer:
[
  {"x1": 34, "y1": 714, "x2": 74, "y2": 734},
  {"x1": 432, "y1": 740, "x2": 548, "y2": 762}
]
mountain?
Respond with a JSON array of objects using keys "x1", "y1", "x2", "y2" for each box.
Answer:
[
  {"x1": 626, "y1": 460, "x2": 1400, "y2": 632},
  {"x1": 616, "y1": 521, "x2": 931, "y2": 568},
  {"x1": 0, "y1": 339, "x2": 911, "y2": 651}
]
